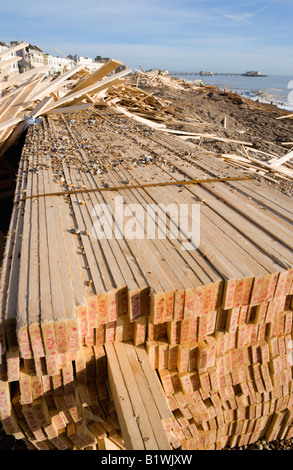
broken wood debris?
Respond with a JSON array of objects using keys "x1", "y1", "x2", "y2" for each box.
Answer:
[{"x1": 0, "y1": 56, "x2": 131, "y2": 156}]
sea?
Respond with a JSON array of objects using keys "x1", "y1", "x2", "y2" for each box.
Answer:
[{"x1": 169, "y1": 73, "x2": 293, "y2": 112}]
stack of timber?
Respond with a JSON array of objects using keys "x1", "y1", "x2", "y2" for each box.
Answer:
[{"x1": 0, "y1": 103, "x2": 293, "y2": 451}]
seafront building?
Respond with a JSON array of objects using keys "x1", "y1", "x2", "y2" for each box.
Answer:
[
  {"x1": 0, "y1": 41, "x2": 20, "y2": 74},
  {"x1": 0, "y1": 40, "x2": 111, "y2": 76}
]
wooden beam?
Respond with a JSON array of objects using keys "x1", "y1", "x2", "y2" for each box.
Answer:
[
  {"x1": 123, "y1": 342, "x2": 171, "y2": 450},
  {"x1": 41, "y1": 69, "x2": 131, "y2": 114},
  {"x1": 113, "y1": 342, "x2": 159, "y2": 449},
  {"x1": 159, "y1": 128, "x2": 253, "y2": 145},
  {"x1": 44, "y1": 103, "x2": 94, "y2": 115},
  {"x1": 104, "y1": 343, "x2": 145, "y2": 450},
  {"x1": 276, "y1": 112, "x2": 293, "y2": 120},
  {"x1": 4, "y1": 66, "x2": 50, "y2": 87},
  {"x1": 29, "y1": 63, "x2": 86, "y2": 102},
  {"x1": 0, "y1": 116, "x2": 23, "y2": 132},
  {"x1": 66, "y1": 59, "x2": 122, "y2": 95},
  {"x1": 0, "y1": 56, "x2": 21, "y2": 70},
  {"x1": 115, "y1": 105, "x2": 166, "y2": 129},
  {"x1": 268, "y1": 150, "x2": 293, "y2": 168}
]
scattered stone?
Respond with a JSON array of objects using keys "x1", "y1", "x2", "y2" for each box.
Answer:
[{"x1": 70, "y1": 228, "x2": 81, "y2": 235}]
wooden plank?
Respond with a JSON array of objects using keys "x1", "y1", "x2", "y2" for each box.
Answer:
[
  {"x1": 32, "y1": 125, "x2": 69, "y2": 356},
  {"x1": 110, "y1": 163, "x2": 225, "y2": 310},
  {"x1": 16, "y1": 142, "x2": 35, "y2": 359},
  {"x1": 157, "y1": 165, "x2": 281, "y2": 279},
  {"x1": 104, "y1": 343, "x2": 145, "y2": 450},
  {"x1": 92, "y1": 166, "x2": 182, "y2": 319},
  {"x1": 4, "y1": 66, "x2": 50, "y2": 87},
  {"x1": 5, "y1": 156, "x2": 32, "y2": 371},
  {"x1": 29, "y1": 63, "x2": 85, "y2": 102},
  {"x1": 269, "y1": 150, "x2": 293, "y2": 168},
  {"x1": 159, "y1": 128, "x2": 253, "y2": 146},
  {"x1": 0, "y1": 97, "x2": 53, "y2": 158},
  {"x1": 45, "y1": 160, "x2": 82, "y2": 352},
  {"x1": 0, "y1": 75, "x2": 42, "y2": 120},
  {"x1": 135, "y1": 344, "x2": 172, "y2": 422},
  {"x1": 124, "y1": 163, "x2": 245, "y2": 283},
  {"x1": 0, "y1": 155, "x2": 29, "y2": 358},
  {"x1": 115, "y1": 105, "x2": 167, "y2": 129},
  {"x1": 0, "y1": 42, "x2": 29, "y2": 60},
  {"x1": 26, "y1": 142, "x2": 46, "y2": 359},
  {"x1": 276, "y1": 113, "x2": 293, "y2": 120},
  {"x1": 123, "y1": 342, "x2": 171, "y2": 450},
  {"x1": 45, "y1": 103, "x2": 94, "y2": 115},
  {"x1": 0, "y1": 56, "x2": 21, "y2": 70},
  {"x1": 0, "y1": 116, "x2": 23, "y2": 133},
  {"x1": 66, "y1": 59, "x2": 122, "y2": 95},
  {"x1": 42, "y1": 69, "x2": 131, "y2": 114},
  {"x1": 159, "y1": 148, "x2": 293, "y2": 267},
  {"x1": 98, "y1": 437, "x2": 122, "y2": 450},
  {"x1": 113, "y1": 342, "x2": 159, "y2": 449}
]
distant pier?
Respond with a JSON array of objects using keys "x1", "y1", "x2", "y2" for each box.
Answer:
[
  {"x1": 171, "y1": 72, "x2": 242, "y2": 76},
  {"x1": 170, "y1": 72, "x2": 267, "y2": 77}
]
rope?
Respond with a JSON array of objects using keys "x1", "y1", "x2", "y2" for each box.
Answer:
[{"x1": 15, "y1": 176, "x2": 251, "y2": 204}]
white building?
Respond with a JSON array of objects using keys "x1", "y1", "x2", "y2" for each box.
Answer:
[
  {"x1": 10, "y1": 42, "x2": 45, "y2": 69},
  {"x1": 44, "y1": 54, "x2": 74, "y2": 74},
  {"x1": 70, "y1": 54, "x2": 103, "y2": 73},
  {"x1": 44, "y1": 53, "x2": 103, "y2": 75},
  {"x1": 26, "y1": 44, "x2": 44, "y2": 67},
  {"x1": 0, "y1": 41, "x2": 8, "y2": 54},
  {"x1": 1, "y1": 40, "x2": 109, "y2": 76},
  {"x1": 0, "y1": 41, "x2": 21, "y2": 75}
]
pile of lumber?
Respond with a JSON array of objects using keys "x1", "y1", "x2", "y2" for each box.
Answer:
[
  {"x1": 105, "y1": 83, "x2": 293, "y2": 182},
  {"x1": 133, "y1": 69, "x2": 187, "y2": 90},
  {"x1": 0, "y1": 42, "x2": 131, "y2": 157},
  {"x1": 106, "y1": 84, "x2": 175, "y2": 122},
  {"x1": 0, "y1": 91, "x2": 293, "y2": 450},
  {"x1": 217, "y1": 148, "x2": 293, "y2": 181},
  {"x1": 1, "y1": 345, "x2": 126, "y2": 450}
]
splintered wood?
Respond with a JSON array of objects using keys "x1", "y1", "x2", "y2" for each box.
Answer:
[
  {"x1": 0, "y1": 47, "x2": 130, "y2": 157},
  {"x1": 0, "y1": 106, "x2": 293, "y2": 450}
]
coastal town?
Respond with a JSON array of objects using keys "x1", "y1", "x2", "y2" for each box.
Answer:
[{"x1": 0, "y1": 40, "x2": 126, "y2": 76}]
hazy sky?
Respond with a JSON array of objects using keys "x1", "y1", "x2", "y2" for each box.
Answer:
[{"x1": 1, "y1": 0, "x2": 293, "y2": 75}]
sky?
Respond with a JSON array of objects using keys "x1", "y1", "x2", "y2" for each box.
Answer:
[{"x1": 1, "y1": 0, "x2": 293, "y2": 75}]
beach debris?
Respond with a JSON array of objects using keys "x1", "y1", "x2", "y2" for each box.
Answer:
[{"x1": 0, "y1": 51, "x2": 131, "y2": 156}]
